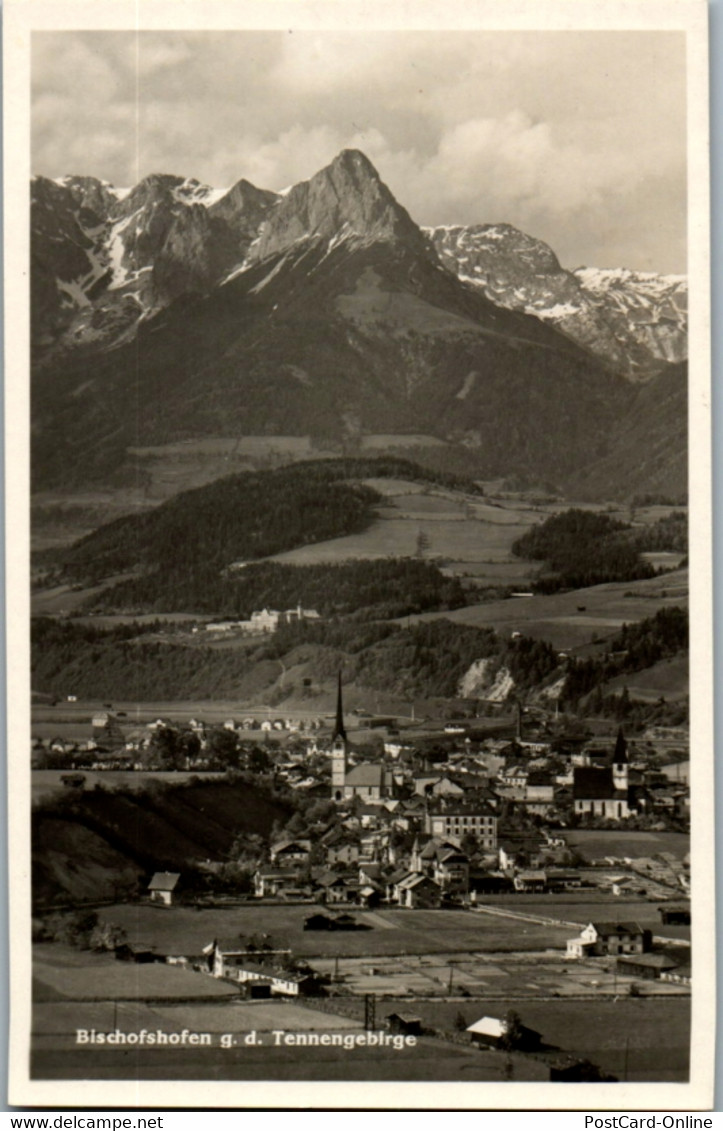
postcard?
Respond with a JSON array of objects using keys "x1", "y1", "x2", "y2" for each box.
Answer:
[{"x1": 4, "y1": 0, "x2": 714, "y2": 1110}]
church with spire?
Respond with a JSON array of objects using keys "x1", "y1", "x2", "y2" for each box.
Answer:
[
  {"x1": 572, "y1": 727, "x2": 633, "y2": 819},
  {"x1": 330, "y1": 670, "x2": 349, "y2": 802},
  {"x1": 329, "y1": 671, "x2": 395, "y2": 803}
]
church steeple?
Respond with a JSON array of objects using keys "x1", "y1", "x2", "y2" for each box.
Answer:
[
  {"x1": 611, "y1": 726, "x2": 628, "y2": 791},
  {"x1": 613, "y1": 726, "x2": 628, "y2": 765},
  {"x1": 330, "y1": 670, "x2": 347, "y2": 801},
  {"x1": 332, "y1": 669, "x2": 347, "y2": 743}
]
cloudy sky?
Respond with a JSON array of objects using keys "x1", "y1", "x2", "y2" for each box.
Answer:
[{"x1": 32, "y1": 30, "x2": 687, "y2": 272}]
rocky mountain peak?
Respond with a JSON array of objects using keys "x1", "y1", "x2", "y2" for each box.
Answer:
[
  {"x1": 248, "y1": 148, "x2": 428, "y2": 263},
  {"x1": 427, "y1": 222, "x2": 687, "y2": 377},
  {"x1": 211, "y1": 178, "x2": 278, "y2": 213}
]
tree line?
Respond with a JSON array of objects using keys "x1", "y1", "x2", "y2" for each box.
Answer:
[{"x1": 512, "y1": 508, "x2": 686, "y2": 591}]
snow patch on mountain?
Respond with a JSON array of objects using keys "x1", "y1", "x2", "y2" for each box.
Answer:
[
  {"x1": 426, "y1": 223, "x2": 687, "y2": 377},
  {"x1": 56, "y1": 278, "x2": 90, "y2": 307}
]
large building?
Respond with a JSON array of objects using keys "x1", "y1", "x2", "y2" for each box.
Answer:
[{"x1": 424, "y1": 803, "x2": 498, "y2": 850}]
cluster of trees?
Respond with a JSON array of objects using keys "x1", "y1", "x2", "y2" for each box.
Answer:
[
  {"x1": 629, "y1": 510, "x2": 687, "y2": 554},
  {"x1": 512, "y1": 509, "x2": 656, "y2": 591},
  {"x1": 32, "y1": 612, "x2": 564, "y2": 704},
  {"x1": 142, "y1": 725, "x2": 273, "y2": 773},
  {"x1": 89, "y1": 557, "x2": 472, "y2": 619},
  {"x1": 562, "y1": 606, "x2": 688, "y2": 710},
  {"x1": 285, "y1": 456, "x2": 484, "y2": 496},
  {"x1": 58, "y1": 462, "x2": 383, "y2": 586},
  {"x1": 54, "y1": 457, "x2": 481, "y2": 586},
  {"x1": 33, "y1": 909, "x2": 127, "y2": 951}
]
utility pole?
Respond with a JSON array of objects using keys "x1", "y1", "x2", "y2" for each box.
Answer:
[{"x1": 364, "y1": 993, "x2": 376, "y2": 1031}]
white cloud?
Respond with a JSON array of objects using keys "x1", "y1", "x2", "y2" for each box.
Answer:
[{"x1": 31, "y1": 29, "x2": 687, "y2": 272}]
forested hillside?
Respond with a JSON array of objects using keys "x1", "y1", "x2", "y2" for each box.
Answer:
[
  {"x1": 32, "y1": 776, "x2": 293, "y2": 907},
  {"x1": 512, "y1": 508, "x2": 686, "y2": 591},
  {"x1": 88, "y1": 557, "x2": 471, "y2": 619},
  {"x1": 32, "y1": 616, "x2": 558, "y2": 702},
  {"x1": 562, "y1": 607, "x2": 688, "y2": 706}
]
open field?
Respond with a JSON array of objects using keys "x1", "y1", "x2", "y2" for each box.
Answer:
[
  {"x1": 33, "y1": 947, "x2": 239, "y2": 1001},
  {"x1": 562, "y1": 830, "x2": 689, "y2": 863},
  {"x1": 312, "y1": 951, "x2": 688, "y2": 1000},
  {"x1": 31, "y1": 946, "x2": 688, "y2": 1080},
  {"x1": 30, "y1": 769, "x2": 228, "y2": 803},
  {"x1": 31, "y1": 695, "x2": 519, "y2": 742},
  {"x1": 31, "y1": 1033, "x2": 550, "y2": 1082},
  {"x1": 475, "y1": 897, "x2": 689, "y2": 942},
  {"x1": 32, "y1": 577, "x2": 139, "y2": 617},
  {"x1": 605, "y1": 655, "x2": 688, "y2": 702},
  {"x1": 380, "y1": 997, "x2": 690, "y2": 1082},
  {"x1": 92, "y1": 904, "x2": 571, "y2": 959},
  {"x1": 403, "y1": 569, "x2": 688, "y2": 652},
  {"x1": 33, "y1": 997, "x2": 360, "y2": 1036},
  {"x1": 267, "y1": 482, "x2": 540, "y2": 592},
  {"x1": 31, "y1": 435, "x2": 455, "y2": 551}
]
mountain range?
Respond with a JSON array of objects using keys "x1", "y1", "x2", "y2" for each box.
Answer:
[{"x1": 31, "y1": 149, "x2": 687, "y2": 500}]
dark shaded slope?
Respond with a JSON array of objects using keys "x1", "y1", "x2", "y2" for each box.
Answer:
[
  {"x1": 32, "y1": 237, "x2": 629, "y2": 490},
  {"x1": 563, "y1": 362, "x2": 687, "y2": 502}
]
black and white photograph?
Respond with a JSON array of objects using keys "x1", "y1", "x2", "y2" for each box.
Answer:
[{"x1": 4, "y1": 0, "x2": 714, "y2": 1109}]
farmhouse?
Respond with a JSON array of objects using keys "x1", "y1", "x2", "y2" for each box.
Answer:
[
  {"x1": 386, "y1": 1013, "x2": 422, "y2": 1036},
  {"x1": 566, "y1": 921, "x2": 651, "y2": 958},
  {"x1": 658, "y1": 902, "x2": 691, "y2": 925},
  {"x1": 432, "y1": 848, "x2": 470, "y2": 896},
  {"x1": 148, "y1": 872, "x2": 180, "y2": 906},
  {"x1": 393, "y1": 872, "x2": 442, "y2": 909},
  {"x1": 269, "y1": 839, "x2": 312, "y2": 865},
  {"x1": 205, "y1": 940, "x2": 320, "y2": 995},
  {"x1": 254, "y1": 868, "x2": 310, "y2": 898},
  {"x1": 466, "y1": 1015, "x2": 542, "y2": 1051}
]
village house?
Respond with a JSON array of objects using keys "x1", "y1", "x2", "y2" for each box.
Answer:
[
  {"x1": 393, "y1": 872, "x2": 442, "y2": 909},
  {"x1": 269, "y1": 839, "x2": 312, "y2": 866},
  {"x1": 566, "y1": 921, "x2": 652, "y2": 958},
  {"x1": 413, "y1": 773, "x2": 464, "y2": 798},
  {"x1": 501, "y1": 765, "x2": 528, "y2": 792},
  {"x1": 253, "y1": 867, "x2": 310, "y2": 898},
  {"x1": 658, "y1": 902, "x2": 691, "y2": 926},
  {"x1": 314, "y1": 870, "x2": 361, "y2": 905},
  {"x1": 325, "y1": 840, "x2": 361, "y2": 867},
  {"x1": 432, "y1": 848, "x2": 470, "y2": 896},
  {"x1": 386, "y1": 1013, "x2": 423, "y2": 1037},
  {"x1": 148, "y1": 872, "x2": 181, "y2": 907},
  {"x1": 497, "y1": 832, "x2": 547, "y2": 872},
  {"x1": 329, "y1": 674, "x2": 395, "y2": 802},
  {"x1": 466, "y1": 1015, "x2": 542, "y2": 1051},
  {"x1": 205, "y1": 940, "x2": 320, "y2": 995}
]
